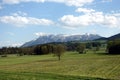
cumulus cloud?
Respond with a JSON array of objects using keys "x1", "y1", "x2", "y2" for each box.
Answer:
[
  {"x1": 76, "y1": 8, "x2": 95, "y2": 13},
  {"x1": 60, "y1": 15, "x2": 92, "y2": 27},
  {"x1": 0, "y1": 12, "x2": 54, "y2": 27},
  {"x1": 49, "y1": 0, "x2": 94, "y2": 7},
  {"x1": 60, "y1": 9, "x2": 120, "y2": 28},
  {"x1": 2, "y1": 0, "x2": 94, "y2": 7},
  {"x1": 65, "y1": 0, "x2": 94, "y2": 7}
]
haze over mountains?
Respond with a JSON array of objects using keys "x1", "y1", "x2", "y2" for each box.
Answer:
[{"x1": 22, "y1": 33, "x2": 102, "y2": 47}]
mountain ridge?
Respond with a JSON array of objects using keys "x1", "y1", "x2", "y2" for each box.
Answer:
[
  {"x1": 95, "y1": 33, "x2": 120, "y2": 41},
  {"x1": 108, "y1": 33, "x2": 120, "y2": 40},
  {"x1": 21, "y1": 33, "x2": 102, "y2": 47}
]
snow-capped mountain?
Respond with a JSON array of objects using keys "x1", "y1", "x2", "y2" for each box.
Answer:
[{"x1": 22, "y1": 33, "x2": 102, "y2": 47}]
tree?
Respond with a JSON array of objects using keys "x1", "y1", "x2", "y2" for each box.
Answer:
[
  {"x1": 41, "y1": 45, "x2": 49, "y2": 54},
  {"x1": 92, "y1": 42, "x2": 101, "y2": 47},
  {"x1": 34, "y1": 46, "x2": 42, "y2": 55},
  {"x1": 86, "y1": 42, "x2": 92, "y2": 49},
  {"x1": 53, "y1": 44, "x2": 65, "y2": 61},
  {"x1": 107, "y1": 39, "x2": 120, "y2": 54},
  {"x1": 76, "y1": 43, "x2": 86, "y2": 54},
  {"x1": 47, "y1": 44, "x2": 54, "y2": 53},
  {"x1": 1, "y1": 47, "x2": 8, "y2": 57}
]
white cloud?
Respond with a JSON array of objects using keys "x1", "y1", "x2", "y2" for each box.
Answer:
[
  {"x1": 0, "y1": 41, "x2": 10, "y2": 47},
  {"x1": 113, "y1": 13, "x2": 120, "y2": 17},
  {"x1": 102, "y1": 0, "x2": 112, "y2": 2},
  {"x1": 3, "y1": 0, "x2": 20, "y2": 4},
  {"x1": 2, "y1": 0, "x2": 94, "y2": 7},
  {"x1": 12, "y1": 11, "x2": 27, "y2": 16},
  {"x1": 46, "y1": 0, "x2": 64, "y2": 3},
  {"x1": 34, "y1": 32, "x2": 49, "y2": 36},
  {"x1": 46, "y1": 0, "x2": 94, "y2": 7},
  {"x1": 60, "y1": 9, "x2": 120, "y2": 28},
  {"x1": 11, "y1": 43, "x2": 22, "y2": 47},
  {"x1": 2, "y1": 0, "x2": 45, "y2": 4},
  {"x1": 65, "y1": 0, "x2": 94, "y2": 7},
  {"x1": 76, "y1": 8, "x2": 95, "y2": 13},
  {"x1": 0, "y1": 12, "x2": 54, "y2": 27},
  {"x1": 60, "y1": 15, "x2": 92, "y2": 27},
  {"x1": 104, "y1": 15, "x2": 118, "y2": 27},
  {"x1": 0, "y1": 41, "x2": 23, "y2": 47}
]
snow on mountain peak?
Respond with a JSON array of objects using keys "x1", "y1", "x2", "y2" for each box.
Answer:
[
  {"x1": 22, "y1": 33, "x2": 102, "y2": 47},
  {"x1": 34, "y1": 32, "x2": 49, "y2": 36}
]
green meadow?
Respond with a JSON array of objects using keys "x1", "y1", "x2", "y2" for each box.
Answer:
[{"x1": 0, "y1": 51, "x2": 120, "y2": 80}]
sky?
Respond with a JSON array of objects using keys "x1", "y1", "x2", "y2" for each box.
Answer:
[{"x1": 0, "y1": 0, "x2": 120, "y2": 47}]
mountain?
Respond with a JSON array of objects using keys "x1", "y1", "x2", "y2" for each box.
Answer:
[
  {"x1": 21, "y1": 34, "x2": 102, "y2": 47},
  {"x1": 108, "y1": 33, "x2": 120, "y2": 40},
  {"x1": 94, "y1": 37, "x2": 108, "y2": 41},
  {"x1": 95, "y1": 33, "x2": 120, "y2": 41}
]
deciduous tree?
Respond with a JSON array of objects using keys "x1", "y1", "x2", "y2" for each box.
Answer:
[{"x1": 53, "y1": 44, "x2": 65, "y2": 61}]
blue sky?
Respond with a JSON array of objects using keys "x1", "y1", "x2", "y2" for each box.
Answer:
[{"x1": 0, "y1": 0, "x2": 120, "y2": 47}]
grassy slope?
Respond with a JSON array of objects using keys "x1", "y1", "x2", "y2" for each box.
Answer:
[
  {"x1": 0, "y1": 51, "x2": 120, "y2": 80},
  {"x1": 0, "y1": 71, "x2": 107, "y2": 80}
]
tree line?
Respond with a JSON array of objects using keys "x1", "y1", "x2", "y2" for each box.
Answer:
[
  {"x1": 0, "y1": 40, "x2": 119, "y2": 59},
  {"x1": 0, "y1": 41, "x2": 103, "y2": 56},
  {"x1": 0, "y1": 44, "x2": 66, "y2": 60}
]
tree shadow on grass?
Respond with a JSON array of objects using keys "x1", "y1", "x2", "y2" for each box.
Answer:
[
  {"x1": 95, "y1": 52, "x2": 120, "y2": 56},
  {"x1": 95, "y1": 52, "x2": 108, "y2": 55}
]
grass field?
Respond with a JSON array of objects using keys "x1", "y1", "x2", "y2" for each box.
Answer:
[{"x1": 0, "y1": 51, "x2": 120, "y2": 80}]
